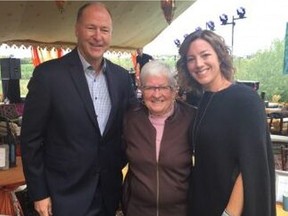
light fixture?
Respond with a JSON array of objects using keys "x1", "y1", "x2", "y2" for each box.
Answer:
[
  {"x1": 55, "y1": 0, "x2": 66, "y2": 13},
  {"x1": 161, "y1": 0, "x2": 176, "y2": 24},
  {"x1": 237, "y1": 7, "x2": 246, "y2": 19},
  {"x1": 206, "y1": 21, "x2": 215, "y2": 31},
  {"x1": 219, "y1": 14, "x2": 228, "y2": 25},
  {"x1": 174, "y1": 39, "x2": 181, "y2": 48},
  {"x1": 219, "y1": 7, "x2": 247, "y2": 54},
  {"x1": 174, "y1": 34, "x2": 188, "y2": 49}
]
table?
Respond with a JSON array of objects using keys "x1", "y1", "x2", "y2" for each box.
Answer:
[
  {"x1": 277, "y1": 203, "x2": 288, "y2": 216},
  {"x1": 271, "y1": 134, "x2": 288, "y2": 145},
  {"x1": 0, "y1": 156, "x2": 25, "y2": 186},
  {"x1": 266, "y1": 108, "x2": 283, "y2": 114},
  {"x1": 267, "y1": 110, "x2": 288, "y2": 135},
  {"x1": 271, "y1": 134, "x2": 288, "y2": 170},
  {"x1": 0, "y1": 156, "x2": 25, "y2": 215}
]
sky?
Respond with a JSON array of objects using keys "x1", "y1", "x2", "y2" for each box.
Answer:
[
  {"x1": 145, "y1": 0, "x2": 288, "y2": 57},
  {"x1": 1, "y1": 0, "x2": 288, "y2": 58}
]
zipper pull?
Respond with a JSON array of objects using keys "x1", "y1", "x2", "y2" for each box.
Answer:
[{"x1": 192, "y1": 151, "x2": 195, "y2": 167}]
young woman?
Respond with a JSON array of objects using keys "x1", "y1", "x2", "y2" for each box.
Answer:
[{"x1": 177, "y1": 29, "x2": 276, "y2": 216}]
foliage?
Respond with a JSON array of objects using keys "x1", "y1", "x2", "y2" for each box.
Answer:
[
  {"x1": 234, "y1": 39, "x2": 288, "y2": 102},
  {"x1": 154, "y1": 55, "x2": 179, "y2": 71},
  {"x1": 21, "y1": 57, "x2": 33, "y2": 65},
  {"x1": 108, "y1": 54, "x2": 134, "y2": 70},
  {"x1": 19, "y1": 61, "x2": 34, "y2": 96},
  {"x1": 21, "y1": 63, "x2": 34, "y2": 79}
]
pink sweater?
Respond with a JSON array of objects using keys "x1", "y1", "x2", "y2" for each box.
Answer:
[{"x1": 148, "y1": 106, "x2": 174, "y2": 161}]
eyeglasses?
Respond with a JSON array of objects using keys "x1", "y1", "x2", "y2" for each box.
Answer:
[{"x1": 141, "y1": 85, "x2": 172, "y2": 93}]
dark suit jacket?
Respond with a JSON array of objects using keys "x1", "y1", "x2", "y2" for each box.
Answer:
[{"x1": 20, "y1": 49, "x2": 137, "y2": 216}]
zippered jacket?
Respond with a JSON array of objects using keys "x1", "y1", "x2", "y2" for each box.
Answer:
[{"x1": 122, "y1": 100, "x2": 196, "y2": 216}]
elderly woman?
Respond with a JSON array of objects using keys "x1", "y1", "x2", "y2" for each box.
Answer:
[{"x1": 122, "y1": 60, "x2": 196, "y2": 216}]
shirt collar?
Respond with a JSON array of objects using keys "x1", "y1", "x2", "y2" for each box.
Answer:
[{"x1": 77, "y1": 48, "x2": 106, "y2": 74}]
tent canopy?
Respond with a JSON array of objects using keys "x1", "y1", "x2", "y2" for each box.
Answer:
[{"x1": 0, "y1": 1, "x2": 195, "y2": 52}]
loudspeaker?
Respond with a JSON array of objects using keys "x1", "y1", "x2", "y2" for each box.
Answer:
[
  {"x1": 0, "y1": 58, "x2": 21, "y2": 80},
  {"x1": 2, "y1": 80, "x2": 22, "y2": 103}
]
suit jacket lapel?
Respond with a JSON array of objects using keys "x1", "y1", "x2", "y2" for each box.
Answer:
[
  {"x1": 103, "y1": 62, "x2": 118, "y2": 135},
  {"x1": 67, "y1": 50, "x2": 100, "y2": 133}
]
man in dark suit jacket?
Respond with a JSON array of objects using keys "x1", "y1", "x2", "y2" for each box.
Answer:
[{"x1": 20, "y1": 3, "x2": 137, "y2": 216}]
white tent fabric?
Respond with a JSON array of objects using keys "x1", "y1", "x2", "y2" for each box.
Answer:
[{"x1": 0, "y1": 1, "x2": 195, "y2": 52}]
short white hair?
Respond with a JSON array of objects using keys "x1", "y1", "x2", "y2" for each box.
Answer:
[{"x1": 140, "y1": 60, "x2": 177, "y2": 89}]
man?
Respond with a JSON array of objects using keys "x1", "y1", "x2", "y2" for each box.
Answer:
[
  {"x1": 20, "y1": 3, "x2": 137, "y2": 216},
  {"x1": 136, "y1": 48, "x2": 153, "y2": 72}
]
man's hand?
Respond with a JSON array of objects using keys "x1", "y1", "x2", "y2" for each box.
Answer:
[{"x1": 34, "y1": 197, "x2": 52, "y2": 216}]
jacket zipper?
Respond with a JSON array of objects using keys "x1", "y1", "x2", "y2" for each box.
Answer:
[{"x1": 156, "y1": 161, "x2": 159, "y2": 216}]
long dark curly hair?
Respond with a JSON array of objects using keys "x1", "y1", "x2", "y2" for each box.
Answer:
[{"x1": 176, "y1": 29, "x2": 235, "y2": 93}]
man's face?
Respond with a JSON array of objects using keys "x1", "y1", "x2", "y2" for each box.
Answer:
[
  {"x1": 75, "y1": 4, "x2": 112, "y2": 64},
  {"x1": 137, "y1": 48, "x2": 143, "y2": 55}
]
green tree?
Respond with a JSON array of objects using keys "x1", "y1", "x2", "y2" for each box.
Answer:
[{"x1": 234, "y1": 39, "x2": 288, "y2": 102}]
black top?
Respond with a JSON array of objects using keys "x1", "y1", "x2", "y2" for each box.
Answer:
[
  {"x1": 136, "y1": 53, "x2": 153, "y2": 70},
  {"x1": 189, "y1": 83, "x2": 276, "y2": 216}
]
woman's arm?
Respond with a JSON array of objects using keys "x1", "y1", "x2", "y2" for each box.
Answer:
[{"x1": 225, "y1": 173, "x2": 244, "y2": 216}]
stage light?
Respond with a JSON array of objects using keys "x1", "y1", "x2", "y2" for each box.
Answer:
[
  {"x1": 237, "y1": 7, "x2": 246, "y2": 19},
  {"x1": 219, "y1": 14, "x2": 228, "y2": 25},
  {"x1": 174, "y1": 39, "x2": 181, "y2": 48},
  {"x1": 219, "y1": 8, "x2": 247, "y2": 54},
  {"x1": 206, "y1": 21, "x2": 215, "y2": 31}
]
